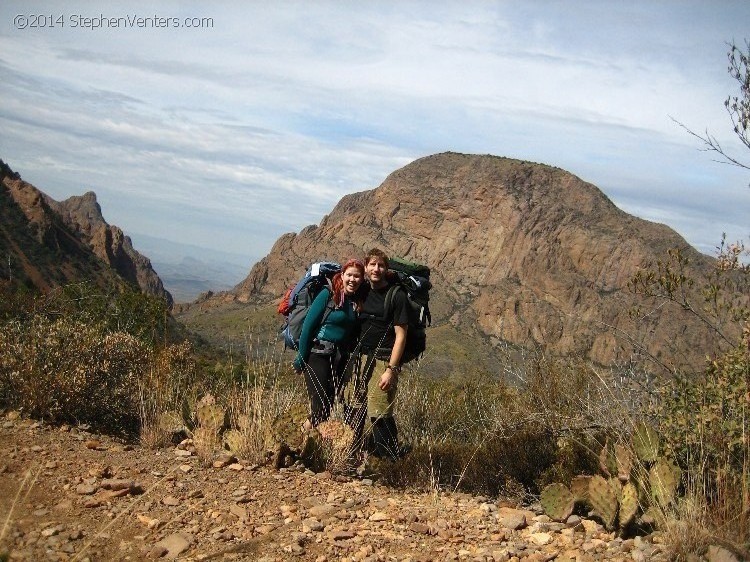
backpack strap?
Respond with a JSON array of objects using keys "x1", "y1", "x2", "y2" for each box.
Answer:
[
  {"x1": 320, "y1": 285, "x2": 335, "y2": 321},
  {"x1": 382, "y1": 283, "x2": 403, "y2": 321}
]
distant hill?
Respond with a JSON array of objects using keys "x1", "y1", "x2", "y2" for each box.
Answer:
[
  {"x1": 128, "y1": 233, "x2": 252, "y2": 303},
  {"x1": 179, "y1": 152, "x2": 737, "y2": 375},
  {"x1": 0, "y1": 159, "x2": 172, "y2": 306}
]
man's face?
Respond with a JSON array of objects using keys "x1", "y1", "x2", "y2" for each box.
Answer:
[{"x1": 365, "y1": 257, "x2": 387, "y2": 285}]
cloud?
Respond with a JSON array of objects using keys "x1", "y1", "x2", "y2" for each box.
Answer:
[{"x1": 0, "y1": 0, "x2": 748, "y2": 263}]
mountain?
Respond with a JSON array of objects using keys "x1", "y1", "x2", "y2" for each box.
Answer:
[
  {"x1": 127, "y1": 233, "x2": 253, "y2": 303},
  {"x1": 0, "y1": 159, "x2": 172, "y2": 306},
  {"x1": 183, "y1": 152, "x2": 737, "y2": 374}
]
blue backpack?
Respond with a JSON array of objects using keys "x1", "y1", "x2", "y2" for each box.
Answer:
[{"x1": 278, "y1": 261, "x2": 341, "y2": 350}]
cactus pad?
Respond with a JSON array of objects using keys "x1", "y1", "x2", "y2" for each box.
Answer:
[
  {"x1": 632, "y1": 422, "x2": 660, "y2": 463},
  {"x1": 615, "y1": 444, "x2": 633, "y2": 482},
  {"x1": 588, "y1": 474, "x2": 619, "y2": 531},
  {"x1": 598, "y1": 441, "x2": 616, "y2": 477},
  {"x1": 540, "y1": 483, "x2": 576, "y2": 522},
  {"x1": 570, "y1": 475, "x2": 592, "y2": 504},
  {"x1": 649, "y1": 457, "x2": 681, "y2": 507},
  {"x1": 197, "y1": 403, "x2": 227, "y2": 431},
  {"x1": 619, "y1": 482, "x2": 639, "y2": 528}
]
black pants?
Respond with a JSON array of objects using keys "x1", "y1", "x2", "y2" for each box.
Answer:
[{"x1": 301, "y1": 349, "x2": 348, "y2": 427}]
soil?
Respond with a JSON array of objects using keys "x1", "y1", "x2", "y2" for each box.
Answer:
[{"x1": 0, "y1": 412, "x2": 678, "y2": 561}]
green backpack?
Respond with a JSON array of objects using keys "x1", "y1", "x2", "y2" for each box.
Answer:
[{"x1": 384, "y1": 257, "x2": 432, "y2": 363}]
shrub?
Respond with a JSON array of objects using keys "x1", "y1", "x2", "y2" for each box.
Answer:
[
  {"x1": 654, "y1": 343, "x2": 749, "y2": 548},
  {"x1": 0, "y1": 315, "x2": 147, "y2": 432}
]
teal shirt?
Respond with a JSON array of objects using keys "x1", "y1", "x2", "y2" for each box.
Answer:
[{"x1": 293, "y1": 288, "x2": 358, "y2": 371}]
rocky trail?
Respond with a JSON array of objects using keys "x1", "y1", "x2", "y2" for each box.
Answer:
[{"x1": 0, "y1": 412, "x2": 732, "y2": 562}]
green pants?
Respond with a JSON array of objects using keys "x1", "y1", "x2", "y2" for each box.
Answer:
[{"x1": 347, "y1": 353, "x2": 398, "y2": 419}]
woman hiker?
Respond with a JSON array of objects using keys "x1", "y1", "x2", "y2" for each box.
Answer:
[{"x1": 293, "y1": 258, "x2": 366, "y2": 429}]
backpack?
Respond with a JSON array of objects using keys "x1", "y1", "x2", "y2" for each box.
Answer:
[
  {"x1": 279, "y1": 261, "x2": 341, "y2": 350},
  {"x1": 383, "y1": 257, "x2": 432, "y2": 363}
]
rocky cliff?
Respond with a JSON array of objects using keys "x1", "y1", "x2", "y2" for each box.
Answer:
[
  {"x1": 0, "y1": 159, "x2": 172, "y2": 306},
  {"x1": 231, "y1": 152, "x2": 726, "y2": 372}
]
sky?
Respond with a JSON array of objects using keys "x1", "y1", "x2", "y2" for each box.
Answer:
[{"x1": 1, "y1": 1, "x2": 749, "y2": 269}]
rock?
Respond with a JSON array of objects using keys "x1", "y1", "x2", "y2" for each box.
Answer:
[
  {"x1": 161, "y1": 496, "x2": 181, "y2": 507},
  {"x1": 529, "y1": 532, "x2": 554, "y2": 546},
  {"x1": 152, "y1": 532, "x2": 192, "y2": 559},
  {"x1": 497, "y1": 508, "x2": 527, "y2": 531},
  {"x1": 309, "y1": 504, "x2": 336, "y2": 518},
  {"x1": 101, "y1": 488, "x2": 129, "y2": 500},
  {"x1": 137, "y1": 514, "x2": 162, "y2": 529},
  {"x1": 101, "y1": 478, "x2": 135, "y2": 491},
  {"x1": 330, "y1": 530, "x2": 356, "y2": 541},
  {"x1": 409, "y1": 522, "x2": 431, "y2": 535},
  {"x1": 368, "y1": 511, "x2": 390, "y2": 522},
  {"x1": 76, "y1": 483, "x2": 98, "y2": 495},
  {"x1": 580, "y1": 519, "x2": 603, "y2": 534},
  {"x1": 707, "y1": 545, "x2": 741, "y2": 562},
  {"x1": 230, "y1": 504, "x2": 248, "y2": 521},
  {"x1": 213, "y1": 454, "x2": 236, "y2": 468},
  {"x1": 147, "y1": 545, "x2": 169, "y2": 559},
  {"x1": 228, "y1": 153, "x2": 729, "y2": 373},
  {"x1": 83, "y1": 497, "x2": 103, "y2": 508},
  {"x1": 41, "y1": 526, "x2": 61, "y2": 537}
]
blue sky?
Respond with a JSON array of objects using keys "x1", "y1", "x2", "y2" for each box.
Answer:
[{"x1": 1, "y1": 1, "x2": 748, "y2": 267}]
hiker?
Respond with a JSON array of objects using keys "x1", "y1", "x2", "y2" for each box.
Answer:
[
  {"x1": 347, "y1": 248, "x2": 411, "y2": 460},
  {"x1": 293, "y1": 258, "x2": 366, "y2": 428}
]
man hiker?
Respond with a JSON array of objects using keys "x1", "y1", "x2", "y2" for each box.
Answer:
[{"x1": 346, "y1": 248, "x2": 411, "y2": 460}]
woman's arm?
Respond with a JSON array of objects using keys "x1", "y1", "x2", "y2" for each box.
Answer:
[{"x1": 293, "y1": 288, "x2": 331, "y2": 372}]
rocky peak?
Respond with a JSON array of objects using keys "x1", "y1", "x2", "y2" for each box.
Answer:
[
  {"x1": 1, "y1": 160, "x2": 172, "y2": 306},
  {"x1": 232, "y1": 152, "x2": 729, "y2": 371}
]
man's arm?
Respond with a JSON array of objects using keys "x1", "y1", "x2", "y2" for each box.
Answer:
[{"x1": 379, "y1": 323, "x2": 407, "y2": 390}]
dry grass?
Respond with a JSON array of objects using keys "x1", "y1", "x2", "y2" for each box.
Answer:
[
  {"x1": 138, "y1": 341, "x2": 197, "y2": 448},
  {"x1": 221, "y1": 333, "x2": 303, "y2": 465}
]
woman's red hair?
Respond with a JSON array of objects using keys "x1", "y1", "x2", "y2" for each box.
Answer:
[{"x1": 331, "y1": 258, "x2": 366, "y2": 312}]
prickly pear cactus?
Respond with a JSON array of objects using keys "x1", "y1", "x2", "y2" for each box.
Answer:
[
  {"x1": 196, "y1": 403, "x2": 227, "y2": 432},
  {"x1": 615, "y1": 443, "x2": 633, "y2": 482},
  {"x1": 223, "y1": 414, "x2": 254, "y2": 458},
  {"x1": 540, "y1": 483, "x2": 576, "y2": 522},
  {"x1": 589, "y1": 474, "x2": 619, "y2": 531},
  {"x1": 641, "y1": 505, "x2": 667, "y2": 529},
  {"x1": 312, "y1": 419, "x2": 355, "y2": 473},
  {"x1": 632, "y1": 422, "x2": 660, "y2": 463},
  {"x1": 264, "y1": 403, "x2": 310, "y2": 469},
  {"x1": 189, "y1": 396, "x2": 227, "y2": 464},
  {"x1": 570, "y1": 475, "x2": 592, "y2": 504},
  {"x1": 598, "y1": 440, "x2": 618, "y2": 478},
  {"x1": 158, "y1": 410, "x2": 184, "y2": 435},
  {"x1": 649, "y1": 457, "x2": 681, "y2": 507},
  {"x1": 619, "y1": 482, "x2": 639, "y2": 529}
]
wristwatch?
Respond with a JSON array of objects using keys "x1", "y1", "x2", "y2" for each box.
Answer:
[{"x1": 387, "y1": 364, "x2": 402, "y2": 374}]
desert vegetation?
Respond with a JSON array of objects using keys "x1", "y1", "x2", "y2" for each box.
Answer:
[
  {"x1": 1, "y1": 236, "x2": 748, "y2": 559},
  {"x1": 2, "y1": 37, "x2": 748, "y2": 562}
]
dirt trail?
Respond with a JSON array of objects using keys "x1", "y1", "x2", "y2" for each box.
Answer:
[{"x1": 0, "y1": 413, "x2": 677, "y2": 561}]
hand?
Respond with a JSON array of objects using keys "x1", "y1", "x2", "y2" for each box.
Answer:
[{"x1": 379, "y1": 369, "x2": 395, "y2": 390}]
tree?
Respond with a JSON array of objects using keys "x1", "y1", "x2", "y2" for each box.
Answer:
[{"x1": 673, "y1": 39, "x2": 750, "y2": 173}]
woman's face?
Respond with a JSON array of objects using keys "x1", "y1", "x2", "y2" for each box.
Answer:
[{"x1": 342, "y1": 266, "x2": 364, "y2": 295}]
